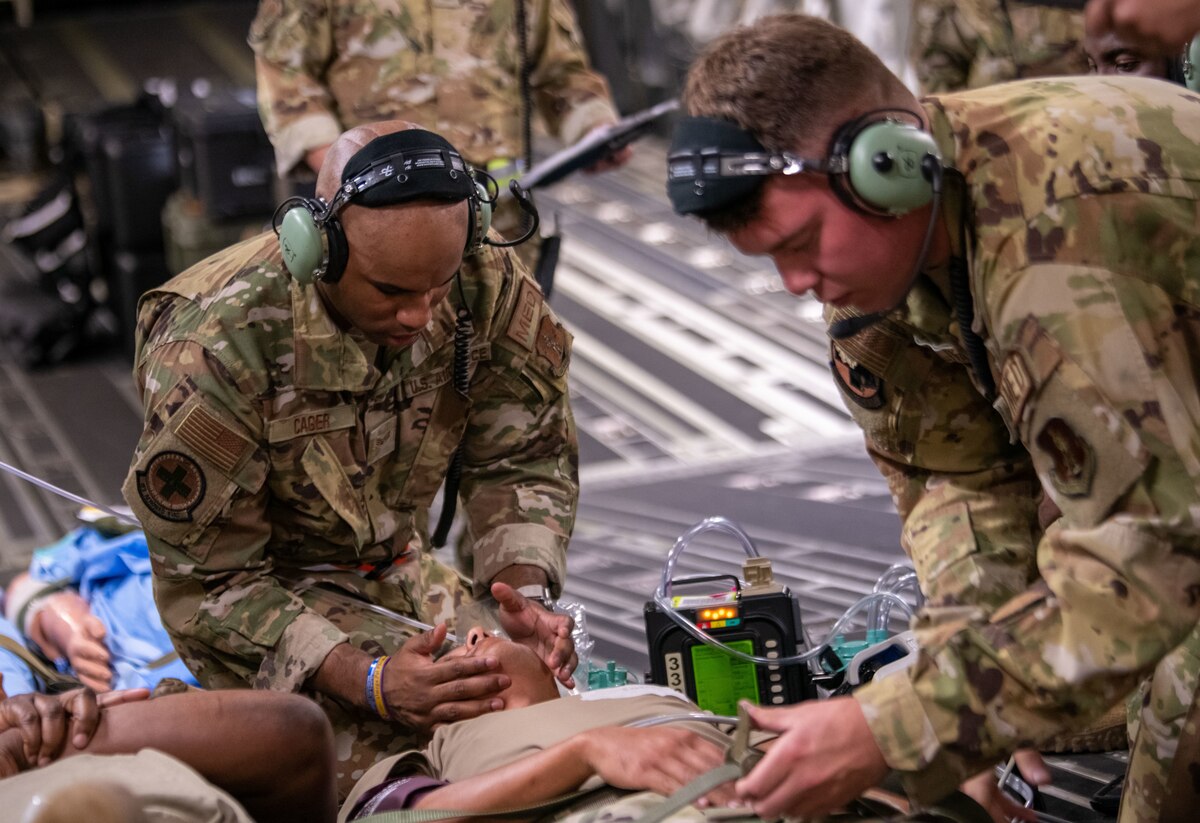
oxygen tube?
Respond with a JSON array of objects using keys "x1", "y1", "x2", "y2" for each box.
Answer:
[{"x1": 652, "y1": 517, "x2": 920, "y2": 668}]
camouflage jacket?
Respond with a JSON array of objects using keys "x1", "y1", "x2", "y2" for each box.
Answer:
[
  {"x1": 122, "y1": 232, "x2": 578, "y2": 691},
  {"x1": 909, "y1": 0, "x2": 1089, "y2": 93},
  {"x1": 250, "y1": 0, "x2": 619, "y2": 176},
  {"x1": 839, "y1": 77, "x2": 1200, "y2": 801}
]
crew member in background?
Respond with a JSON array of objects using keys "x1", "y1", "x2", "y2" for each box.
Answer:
[
  {"x1": 909, "y1": 0, "x2": 1088, "y2": 93},
  {"x1": 250, "y1": 0, "x2": 631, "y2": 274}
]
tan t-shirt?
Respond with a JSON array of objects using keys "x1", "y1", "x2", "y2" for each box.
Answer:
[
  {"x1": 428, "y1": 687, "x2": 730, "y2": 782},
  {"x1": 0, "y1": 748, "x2": 254, "y2": 823}
]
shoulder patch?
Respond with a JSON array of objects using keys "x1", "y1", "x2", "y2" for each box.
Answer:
[
  {"x1": 998, "y1": 352, "x2": 1034, "y2": 428},
  {"x1": 505, "y1": 279, "x2": 542, "y2": 352},
  {"x1": 535, "y1": 314, "x2": 569, "y2": 377},
  {"x1": 830, "y1": 342, "x2": 885, "y2": 410},
  {"x1": 1036, "y1": 417, "x2": 1095, "y2": 498},
  {"x1": 176, "y1": 405, "x2": 252, "y2": 474},
  {"x1": 136, "y1": 451, "x2": 207, "y2": 523}
]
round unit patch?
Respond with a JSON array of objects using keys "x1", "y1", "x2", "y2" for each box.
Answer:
[
  {"x1": 136, "y1": 451, "x2": 206, "y2": 522},
  {"x1": 830, "y1": 343, "x2": 885, "y2": 410}
]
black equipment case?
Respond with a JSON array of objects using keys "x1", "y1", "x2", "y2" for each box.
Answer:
[{"x1": 173, "y1": 87, "x2": 275, "y2": 220}]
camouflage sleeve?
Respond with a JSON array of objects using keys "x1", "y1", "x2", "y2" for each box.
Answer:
[
  {"x1": 461, "y1": 272, "x2": 578, "y2": 597},
  {"x1": 855, "y1": 262, "x2": 1200, "y2": 802},
  {"x1": 908, "y1": 0, "x2": 979, "y2": 94},
  {"x1": 528, "y1": 0, "x2": 620, "y2": 147},
  {"x1": 123, "y1": 329, "x2": 347, "y2": 693},
  {"x1": 249, "y1": 0, "x2": 342, "y2": 177}
]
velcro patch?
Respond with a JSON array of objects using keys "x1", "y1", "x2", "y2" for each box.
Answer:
[
  {"x1": 505, "y1": 278, "x2": 541, "y2": 352},
  {"x1": 830, "y1": 342, "x2": 885, "y2": 409},
  {"x1": 1036, "y1": 417, "x2": 1096, "y2": 498},
  {"x1": 176, "y1": 405, "x2": 251, "y2": 475},
  {"x1": 998, "y1": 353, "x2": 1034, "y2": 429},
  {"x1": 535, "y1": 314, "x2": 568, "y2": 377},
  {"x1": 268, "y1": 405, "x2": 356, "y2": 444},
  {"x1": 136, "y1": 451, "x2": 206, "y2": 523}
]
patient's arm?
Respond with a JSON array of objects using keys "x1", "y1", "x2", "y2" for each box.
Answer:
[
  {"x1": 11, "y1": 572, "x2": 112, "y2": 692},
  {"x1": 0, "y1": 690, "x2": 337, "y2": 823},
  {"x1": 411, "y1": 726, "x2": 735, "y2": 820}
]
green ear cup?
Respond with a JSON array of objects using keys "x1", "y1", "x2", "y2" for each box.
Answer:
[
  {"x1": 1186, "y1": 35, "x2": 1200, "y2": 92},
  {"x1": 847, "y1": 121, "x2": 941, "y2": 215},
  {"x1": 278, "y1": 206, "x2": 325, "y2": 284}
]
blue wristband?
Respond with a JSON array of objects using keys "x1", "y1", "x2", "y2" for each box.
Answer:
[{"x1": 366, "y1": 657, "x2": 381, "y2": 711}]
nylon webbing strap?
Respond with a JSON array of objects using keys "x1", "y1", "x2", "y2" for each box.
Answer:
[
  {"x1": 352, "y1": 786, "x2": 608, "y2": 823},
  {"x1": 635, "y1": 702, "x2": 763, "y2": 823},
  {"x1": 0, "y1": 635, "x2": 80, "y2": 689}
]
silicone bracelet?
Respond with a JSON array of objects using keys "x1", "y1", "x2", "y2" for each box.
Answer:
[
  {"x1": 365, "y1": 656, "x2": 381, "y2": 712},
  {"x1": 373, "y1": 654, "x2": 391, "y2": 720}
]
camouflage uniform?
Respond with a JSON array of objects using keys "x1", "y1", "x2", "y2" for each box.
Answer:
[
  {"x1": 834, "y1": 77, "x2": 1200, "y2": 822},
  {"x1": 249, "y1": 0, "x2": 619, "y2": 179},
  {"x1": 122, "y1": 231, "x2": 578, "y2": 796},
  {"x1": 909, "y1": 0, "x2": 1089, "y2": 93}
]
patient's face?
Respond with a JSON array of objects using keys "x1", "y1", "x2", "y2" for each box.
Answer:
[{"x1": 442, "y1": 627, "x2": 561, "y2": 710}]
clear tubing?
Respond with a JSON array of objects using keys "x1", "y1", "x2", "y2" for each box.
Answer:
[
  {"x1": 660, "y1": 516, "x2": 759, "y2": 601},
  {"x1": 869, "y1": 563, "x2": 924, "y2": 633}
]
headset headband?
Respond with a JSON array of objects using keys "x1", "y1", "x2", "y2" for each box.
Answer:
[{"x1": 666, "y1": 117, "x2": 833, "y2": 216}]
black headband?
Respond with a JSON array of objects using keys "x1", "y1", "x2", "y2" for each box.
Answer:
[
  {"x1": 329, "y1": 129, "x2": 476, "y2": 216},
  {"x1": 666, "y1": 116, "x2": 828, "y2": 217}
]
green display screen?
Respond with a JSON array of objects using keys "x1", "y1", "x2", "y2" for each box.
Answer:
[{"x1": 690, "y1": 639, "x2": 760, "y2": 716}]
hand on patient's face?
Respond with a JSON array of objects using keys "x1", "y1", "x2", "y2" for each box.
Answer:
[
  {"x1": 384, "y1": 624, "x2": 510, "y2": 733},
  {"x1": 581, "y1": 726, "x2": 736, "y2": 806},
  {"x1": 440, "y1": 626, "x2": 561, "y2": 712},
  {"x1": 492, "y1": 582, "x2": 578, "y2": 687}
]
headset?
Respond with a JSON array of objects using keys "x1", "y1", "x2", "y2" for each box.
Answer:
[
  {"x1": 668, "y1": 110, "x2": 946, "y2": 340},
  {"x1": 270, "y1": 128, "x2": 541, "y2": 548},
  {"x1": 272, "y1": 128, "x2": 538, "y2": 285}
]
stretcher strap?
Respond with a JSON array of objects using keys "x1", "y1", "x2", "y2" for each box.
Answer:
[
  {"x1": 634, "y1": 702, "x2": 762, "y2": 823},
  {"x1": 351, "y1": 786, "x2": 614, "y2": 823},
  {"x1": 0, "y1": 634, "x2": 81, "y2": 690}
]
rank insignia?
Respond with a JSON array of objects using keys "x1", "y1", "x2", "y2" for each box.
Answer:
[
  {"x1": 536, "y1": 315, "x2": 568, "y2": 377},
  {"x1": 1036, "y1": 417, "x2": 1095, "y2": 498},
  {"x1": 830, "y1": 342, "x2": 885, "y2": 409},
  {"x1": 137, "y1": 451, "x2": 206, "y2": 522}
]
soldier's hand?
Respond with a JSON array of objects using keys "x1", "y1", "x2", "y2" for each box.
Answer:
[
  {"x1": 960, "y1": 750, "x2": 1050, "y2": 823},
  {"x1": 492, "y1": 582, "x2": 577, "y2": 687},
  {"x1": 734, "y1": 698, "x2": 889, "y2": 819},
  {"x1": 383, "y1": 624, "x2": 509, "y2": 733}
]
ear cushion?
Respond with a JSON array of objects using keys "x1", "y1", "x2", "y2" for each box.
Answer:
[
  {"x1": 323, "y1": 217, "x2": 350, "y2": 284},
  {"x1": 464, "y1": 179, "x2": 492, "y2": 256}
]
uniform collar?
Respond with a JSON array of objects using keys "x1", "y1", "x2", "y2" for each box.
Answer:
[{"x1": 289, "y1": 279, "x2": 377, "y2": 391}]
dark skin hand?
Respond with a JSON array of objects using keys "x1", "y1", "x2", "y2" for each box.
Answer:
[
  {"x1": 492, "y1": 581, "x2": 578, "y2": 687},
  {"x1": 0, "y1": 686, "x2": 149, "y2": 770},
  {"x1": 383, "y1": 624, "x2": 511, "y2": 730}
]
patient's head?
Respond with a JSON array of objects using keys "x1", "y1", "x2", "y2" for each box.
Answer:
[{"x1": 441, "y1": 627, "x2": 560, "y2": 710}]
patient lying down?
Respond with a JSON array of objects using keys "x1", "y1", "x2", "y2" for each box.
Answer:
[{"x1": 342, "y1": 626, "x2": 751, "y2": 822}]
